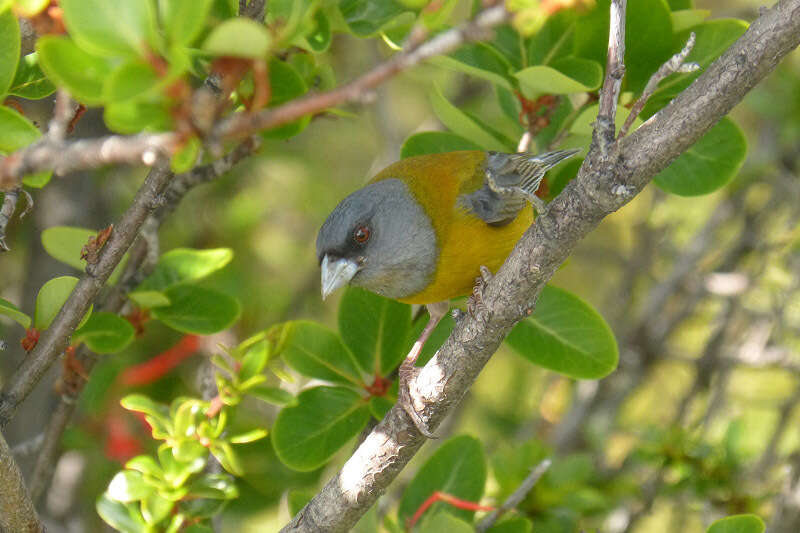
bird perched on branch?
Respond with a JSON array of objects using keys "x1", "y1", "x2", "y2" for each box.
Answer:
[{"x1": 316, "y1": 148, "x2": 579, "y2": 437}]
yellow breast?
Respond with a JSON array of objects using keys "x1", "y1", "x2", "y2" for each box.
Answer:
[{"x1": 370, "y1": 151, "x2": 534, "y2": 305}]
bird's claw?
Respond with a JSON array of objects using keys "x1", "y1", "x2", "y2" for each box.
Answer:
[
  {"x1": 468, "y1": 266, "x2": 492, "y2": 317},
  {"x1": 398, "y1": 359, "x2": 437, "y2": 439}
]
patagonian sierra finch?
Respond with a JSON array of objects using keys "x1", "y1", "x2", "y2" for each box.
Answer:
[{"x1": 316, "y1": 148, "x2": 579, "y2": 437}]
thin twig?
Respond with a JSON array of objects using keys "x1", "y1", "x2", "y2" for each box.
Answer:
[
  {"x1": 0, "y1": 188, "x2": 20, "y2": 251},
  {"x1": 595, "y1": 0, "x2": 626, "y2": 155},
  {"x1": 475, "y1": 459, "x2": 552, "y2": 532},
  {"x1": 618, "y1": 33, "x2": 699, "y2": 139}
]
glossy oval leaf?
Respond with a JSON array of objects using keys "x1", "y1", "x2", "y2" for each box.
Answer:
[
  {"x1": 104, "y1": 60, "x2": 160, "y2": 102},
  {"x1": 127, "y1": 290, "x2": 171, "y2": 309},
  {"x1": 515, "y1": 57, "x2": 602, "y2": 97},
  {"x1": 398, "y1": 435, "x2": 487, "y2": 524},
  {"x1": 151, "y1": 285, "x2": 241, "y2": 334},
  {"x1": 60, "y1": 0, "x2": 158, "y2": 58},
  {"x1": 262, "y1": 58, "x2": 310, "y2": 139},
  {"x1": 487, "y1": 517, "x2": 533, "y2": 533},
  {"x1": 0, "y1": 9, "x2": 20, "y2": 96},
  {"x1": 161, "y1": 0, "x2": 213, "y2": 46},
  {"x1": 0, "y1": 297, "x2": 31, "y2": 329},
  {"x1": 430, "y1": 83, "x2": 506, "y2": 151},
  {"x1": 527, "y1": 9, "x2": 577, "y2": 66},
  {"x1": 272, "y1": 386, "x2": 370, "y2": 471},
  {"x1": 41, "y1": 226, "x2": 129, "y2": 282},
  {"x1": 137, "y1": 248, "x2": 233, "y2": 291},
  {"x1": 401, "y1": 131, "x2": 483, "y2": 159},
  {"x1": 277, "y1": 320, "x2": 365, "y2": 386},
  {"x1": 506, "y1": 285, "x2": 618, "y2": 379},
  {"x1": 706, "y1": 515, "x2": 765, "y2": 533},
  {"x1": 654, "y1": 117, "x2": 746, "y2": 196},
  {"x1": 429, "y1": 42, "x2": 514, "y2": 90},
  {"x1": 203, "y1": 17, "x2": 271, "y2": 58},
  {"x1": 247, "y1": 384, "x2": 296, "y2": 407},
  {"x1": 37, "y1": 36, "x2": 114, "y2": 105},
  {"x1": 338, "y1": 287, "x2": 411, "y2": 377},
  {"x1": 73, "y1": 311, "x2": 135, "y2": 354},
  {"x1": 0, "y1": 106, "x2": 51, "y2": 188},
  {"x1": 104, "y1": 99, "x2": 173, "y2": 134},
  {"x1": 339, "y1": 0, "x2": 410, "y2": 37},
  {"x1": 8, "y1": 52, "x2": 56, "y2": 99},
  {"x1": 305, "y1": 10, "x2": 331, "y2": 52},
  {"x1": 418, "y1": 513, "x2": 474, "y2": 533},
  {"x1": 624, "y1": 0, "x2": 674, "y2": 93},
  {"x1": 96, "y1": 494, "x2": 149, "y2": 533},
  {"x1": 34, "y1": 276, "x2": 92, "y2": 330}
]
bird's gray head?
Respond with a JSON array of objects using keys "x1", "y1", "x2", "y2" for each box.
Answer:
[{"x1": 316, "y1": 178, "x2": 438, "y2": 300}]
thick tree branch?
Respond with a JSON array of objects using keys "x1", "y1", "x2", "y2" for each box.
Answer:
[
  {"x1": 0, "y1": 6, "x2": 508, "y2": 190},
  {"x1": 281, "y1": 1, "x2": 800, "y2": 531},
  {"x1": 0, "y1": 429, "x2": 42, "y2": 532}
]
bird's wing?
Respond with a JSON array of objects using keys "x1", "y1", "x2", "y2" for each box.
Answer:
[{"x1": 457, "y1": 149, "x2": 579, "y2": 226}]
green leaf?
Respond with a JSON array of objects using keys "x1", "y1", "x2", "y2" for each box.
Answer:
[
  {"x1": 104, "y1": 60, "x2": 161, "y2": 102},
  {"x1": 671, "y1": 9, "x2": 711, "y2": 33},
  {"x1": 12, "y1": 0, "x2": 50, "y2": 17},
  {"x1": 203, "y1": 17, "x2": 271, "y2": 58},
  {"x1": 247, "y1": 384, "x2": 296, "y2": 406},
  {"x1": 706, "y1": 515, "x2": 765, "y2": 533},
  {"x1": 126, "y1": 455, "x2": 163, "y2": 478},
  {"x1": 108, "y1": 470, "x2": 152, "y2": 502},
  {"x1": 272, "y1": 386, "x2": 370, "y2": 471},
  {"x1": 41, "y1": 226, "x2": 130, "y2": 282},
  {"x1": 624, "y1": 0, "x2": 674, "y2": 93},
  {"x1": 505, "y1": 285, "x2": 618, "y2": 379},
  {"x1": 338, "y1": 287, "x2": 411, "y2": 377},
  {"x1": 151, "y1": 285, "x2": 241, "y2": 335},
  {"x1": 418, "y1": 513, "x2": 474, "y2": 533},
  {"x1": 262, "y1": 58, "x2": 310, "y2": 139},
  {"x1": 515, "y1": 58, "x2": 602, "y2": 97},
  {"x1": 0, "y1": 9, "x2": 19, "y2": 96},
  {"x1": 569, "y1": 103, "x2": 641, "y2": 136},
  {"x1": 37, "y1": 36, "x2": 114, "y2": 105},
  {"x1": 239, "y1": 339, "x2": 268, "y2": 381},
  {"x1": 8, "y1": 52, "x2": 56, "y2": 99},
  {"x1": 97, "y1": 494, "x2": 148, "y2": 533},
  {"x1": 138, "y1": 248, "x2": 234, "y2": 291},
  {"x1": 338, "y1": 0, "x2": 410, "y2": 36},
  {"x1": 73, "y1": 311, "x2": 135, "y2": 354},
  {"x1": 487, "y1": 517, "x2": 533, "y2": 533},
  {"x1": 407, "y1": 313, "x2": 454, "y2": 367},
  {"x1": 141, "y1": 492, "x2": 173, "y2": 524},
  {"x1": 186, "y1": 473, "x2": 238, "y2": 499},
  {"x1": 0, "y1": 110, "x2": 49, "y2": 186},
  {"x1": 104, "y1": 99, "x2": 173, "y2": 134},
  {"x1": 229, "y1": 428, "x2": 268, "y2": 444},
  {"x1": 654, "y1": 117, "x2": 746, "y2": 196},
  {"x1": 170, "y1": 136, "x2": 201, "y2": 173},
  {"x1": 368, "y1": 395, "x2": 393, "y2": 420},
  {"x1": 60, "y1": 0, "x2": 158, "y2": 57},
  {"x1": 210, "y1": 441, "x2": 244, "y2": 476},
  {"x1": 121, "y1": 394, "x2": 170, "y2": 419},
  {"x1": 278, "y1": 321, "x2": 365, "y2": 386},
  {"x1": 527, "y1": 10, "x2": 577, "y2": 66},
  {"x1": 429, "y1": 42, "x2": 513, "y2": 90},
  {"x1": 161, "y1": 0, "x2": 213, "y2": 46},
  {"x1": 288, "y1": 490, "x2": 313, "y2": 516},
  {"x1": 430, "y1": 83, "x2": 506, "y2": 151},
  {"x1": 0, "y1": 297, "x2": 31, "y2": 329},
  {"x1": 400, "y1": 131, "x2": 482, "y2": 159},
  {"x1": 127, "y1": 290, "x2": 171, "y2": 309},
  {"x1": 398, "y1": 435, "x2": 487, "y2": 524},
  {"x1": 305, "y1": 10, "x2": 331, "y2": 52},
  {"x1": 34, "y1": 276, "x2": 92, "y2": 330}
]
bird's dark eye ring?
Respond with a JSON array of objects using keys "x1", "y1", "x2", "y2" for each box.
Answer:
[{"x1": 353, "y1": 225, "x2": 370, "y2": 244}]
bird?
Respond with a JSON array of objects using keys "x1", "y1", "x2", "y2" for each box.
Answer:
[{"x1": 316, "y1": 148, "x2": 579, "y2": 437}]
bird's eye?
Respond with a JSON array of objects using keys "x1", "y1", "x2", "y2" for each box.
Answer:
[{"x1": 353, "y1": 225, "x2": 370, "y2": 244}]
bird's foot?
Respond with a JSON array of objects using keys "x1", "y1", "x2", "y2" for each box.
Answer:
[
  {"x1": 468, "y1": 266, "x2": 493, "y2": 317},
  {"x1": 398, "y1": 357, "x2": 437, "y2": 439}
]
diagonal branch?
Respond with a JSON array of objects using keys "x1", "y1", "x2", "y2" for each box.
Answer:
[{"x1": 280, "y1": 1, "x2": 800, "y2": 531}]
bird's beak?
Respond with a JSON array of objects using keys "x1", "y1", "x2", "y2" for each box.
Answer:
[{"x1": 320, "y1": 255, "x2": 360, "y2": 301}]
